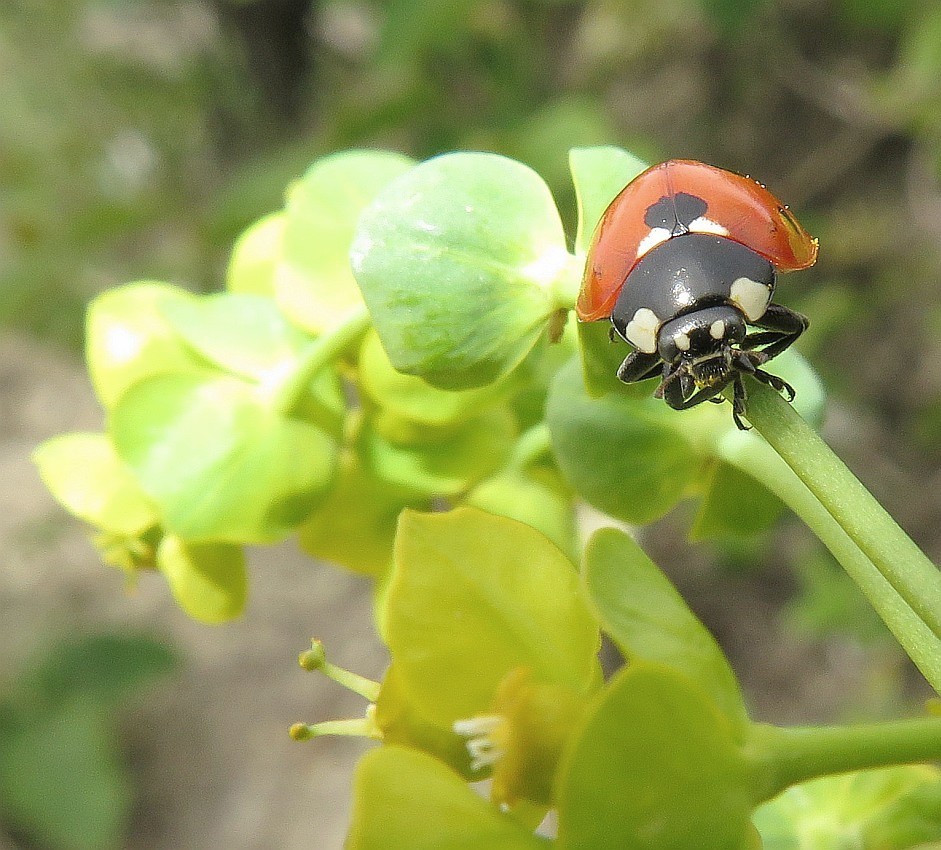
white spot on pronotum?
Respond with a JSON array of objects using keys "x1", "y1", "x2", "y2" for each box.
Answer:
[
  {"x1": 625, "y1": 307, "x2": 660, "y2": 353},
  {"x1": 688, "y1": 216, "x2": 730, "y2": 237},
  {"x1": 730, "y1": 277, "x2": 771, "y2": 322},
  {"x1": 710, "y1": 319, "x2": 725, "y2": 339},
  {"x1": 637, "y1": 227, "x2": 671, "y2": 258},
  {"x1": 675, "y1": 332, "x2": 691, "y2": 351}
]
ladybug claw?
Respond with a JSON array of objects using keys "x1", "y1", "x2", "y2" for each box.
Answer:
[
  {"x1": 732, "y1": 411, "x2": 752, "y2": 431},
  {"x1": 753, "y1": 368, "x2": 796, "y2": 402}
]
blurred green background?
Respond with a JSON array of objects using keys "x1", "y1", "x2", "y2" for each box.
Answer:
[{"x1": 4, "y1": 0, "x2": 941, "y2": 847}]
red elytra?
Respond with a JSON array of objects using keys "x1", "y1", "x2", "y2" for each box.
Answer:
[{"x1": 576, "y1": 160, "x2": 818, "y2": 322}]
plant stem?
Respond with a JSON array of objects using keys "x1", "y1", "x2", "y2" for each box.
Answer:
[
  {"x1": 745, "y1": 383, "x2": 941, "y2": 641},
  {"x1": 719, "y1": 428, "x2": 941, "y2": 693},
  {"x1": 272, "y1": 308, "x2": 371, "y2": 416},
  {"x1": 322, "y1": 661, "x2": 382, "y2": 702},
  {"x1": 748, "y1": 717, "x2": 941, "y2": 802}
]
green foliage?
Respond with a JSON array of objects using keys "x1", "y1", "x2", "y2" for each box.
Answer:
[
  {"x1": 33, "y1": 433, "x2": 158, "y2": 536},
  {"x1": 111, "y1": 372, "x2": 337, "y2": 543},
  {"x1": 362, "y1": 409, "x2": 516, "y2": 498},
  {"x1": 753, "y1": 766, "x2": 941, "y2": 849},
  {"x1": 0, "y1": 700, "x2": 130, "y2": 850},
  {"x1": 347, "y1": 746, "x2": 547, "y2": 849},
  {"x1": 85, "y1": 282, "x2": 212, "y2": 409},
  {"x1": 465, "y1": 466, "x2": 577, "y2": 561},
  {"x1": 159, "y1": 292, "x2": 313, "y2": 382},
  {"x1": 556, "y1": 663, "x2": 752, "y2": 850},
  {"x1": 547, "y1": 349, "x2": 825, "y2": 534},
  {"x1": 35, "y1": 140, "x2": 941, "y2": 847},
  {"x1": 358, "y1": 328, "x2": 513, "y2": 427},
  {"x1": 276, "y1": 151, "x2": 416, "y2": 334},
  {"x1": 584, "y1": 528, "x2": 747, "y2": 731},
  {"x1": 352, "y1": 152, "x2": 577, "y2": 389},
  {"x1": 156, "y1": 536, "x2": 248, "y2": 623},
  {"x1": 569, "y1": 146, "x2": 648, "y2": 255},
  {"x1": 383, "y1": 508, "x2": 599, "y2": 728},
  {"x1": 547, "y1": 358, "x2": 703, "y2": 524},
  {"x1": 0, "y1": 633, "x2": 177, "y2": 850}
]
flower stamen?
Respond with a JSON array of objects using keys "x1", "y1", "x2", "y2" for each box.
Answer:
[{"x1": 453, "y1": 714, "x2": 510, "y2": 771}]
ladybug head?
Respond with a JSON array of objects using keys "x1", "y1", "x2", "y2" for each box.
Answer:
[{"x1": 657, "y1": 305, "x2": 747, "y2": 389}]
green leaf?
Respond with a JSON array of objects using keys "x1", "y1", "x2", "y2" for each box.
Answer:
[
  {"x1": 574, "y1": 316, "x2": 666, "y2": 399},
  {"x1": 464, "y1": 467, "x2": 577, "y2": 562},
  {"x1": 556, "y1": 663, "x2": 751, "y2": 850},
  {"x1": 753, "y1": 766, "x2": 941, "y2": 850},
  {"x1": 277, "y1": 149, "x2": 415, "y2": 334},
  {"x1": 691, "y1": 460, "x2": 785, "y2": 541},
  {"x1": 0, "y1": 699, "x2": 131, "y2": 850},
  {"x1": 546, "y1": 357, "x2": 701, "y2": 524},
  {"x1": 550, "y1": 351, "x2": 825, "y2": 532},
  {"x1": 374, "y1": 664, "x2": 476, "y2": 777},
  {"x1": 362, "y1": 408, "x2": 517, "y2": 499},
  {"x1": 352, "y1": 151, "x2": 576, "y2": 389},
  {"x1": 33, "y1": 432, "x2": 158, "y2": 535},
  {"x1": 358, "y1": 329, "x2": 513, "y2": 427},
  {"x1": 583, "y1": 528, "x2": 747, "y2": 730},
  {"x1": 385, "y1": 507, "x2": 599, "y2": 727},
  {"x1": 157, "y1": 535, "x2": 247, "y2": 623},
  {"x1": 85, "y1": 281, "x2": 211, "y2": 408},
  {"x1": 569, "y1": 145, "x2": 648, "y2": 254},
  {"x1": 298, "y1": 452, "x2": 429, "y2": 576},
  {"x1": 226, "y1": 211, "x2": 284, "y2": 296},
  {"x1": 111, "y1": 374, "x2": 337, "y2": 543},
  {"x1": 160, "y1": 292, "x2": 312, "y2": 383},
  {"x1": 14, "y1": 633, "x2": 178, "y2": 713},
  {"x1": 346, "y1": 746, "x2": 547, "y2": 849}
]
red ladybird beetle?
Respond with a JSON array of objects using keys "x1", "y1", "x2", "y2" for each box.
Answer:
[{"x1": 576, "y1": 159, "x2": 818, "y2": 429}]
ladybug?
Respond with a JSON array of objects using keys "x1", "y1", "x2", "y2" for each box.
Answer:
[{"x1": 577, "y1": 159, "x2": 817, "y2": 430}]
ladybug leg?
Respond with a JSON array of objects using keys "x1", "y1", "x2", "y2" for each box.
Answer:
[
  {"x1": 730, "y1": 375, "x2": 750, "y2": 430},
  {"x1": 660, "y1": 369, "x2": 729, "y2": 410},
  {"x1": 733, "y1": 350, "x2": 797, "y2": 402},
  {"x1": 741, "y1": 304, "x2": 809, "y2": 360},
  {"x1": 616, "y1": 350, "x2": 662, "y2": 384},
  {"x1": 753, "y1": 368, "x2": 796, "y2": 402}
]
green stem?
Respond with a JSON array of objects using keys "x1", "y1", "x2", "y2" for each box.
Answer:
[
  {"x1": 747, "y1": 382, "x2": 941, "y2": 630},
  {"x1": 322, "y1": 661, "x2": 382, "y2": 703},
  {"x1": 290, "y1": 716, "x2": 380, "y2": 741},
  {"x1": 719, "y1": 428, "x2": 941, "y2": 692},
  {"x1": 748, "y1": 717, "x2": 941, "y2": 803},
  {"x1": 271, "y1": 308, "x2": 371, "y2": 416}
]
